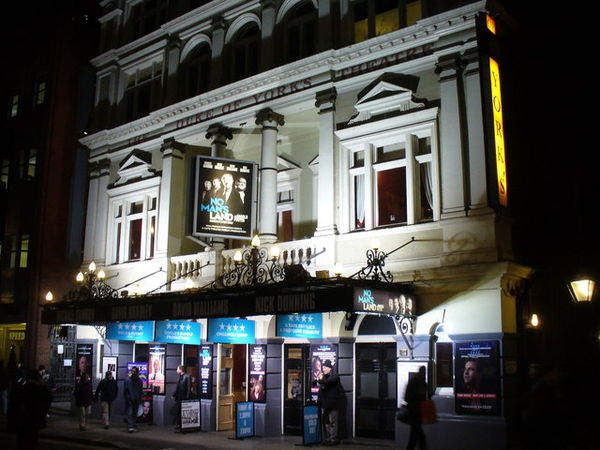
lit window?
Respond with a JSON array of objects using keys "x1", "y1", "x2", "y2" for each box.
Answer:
[
  {"x1": 1, "y1": 159, "x2": 10, "y2": 189},
  {"x1": 34, "y1": 81, "x2": 46, "y2": 106},
  {"x1": 110, "y1": 195, "x2": 158, "y2": 263},
  {"x1": 9, "y1": 95, "x2": 19, "y2": 118},
  {"x1": 353, "y1": 0, "x2": 422, "y2": 43},
  {"x1": 19, "y1": 235, "x2": 29, "y2": 268},
  {"x1": 343, "y1": 127, "x2": 437, "y2": 231},
  {"x1": 27, "y1": 149, "x2": 37, "y2": 178}
]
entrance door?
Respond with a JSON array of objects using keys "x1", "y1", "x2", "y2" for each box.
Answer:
[
  {"x1": 283, "y1": 344, "x2": 310, "y2": 435},
  {"x1": 217, "y1": 344, "x2": 247, "y2": 431},
  {"x1": 355, "y1": 343, "x2": 397, "y2": 439}
]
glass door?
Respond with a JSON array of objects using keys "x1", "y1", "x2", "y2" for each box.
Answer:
[
  {"x1": 355, "y1": 343, "x2": 397, "y2": 439},
  {"x1": 283, "y1": 344, "x2": 310, "y2": 435}
]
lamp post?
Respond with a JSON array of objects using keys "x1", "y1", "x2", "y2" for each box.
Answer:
[
  {"x1": 567, "y1": 278, "x2": 596, "y2": 303},
  {"x1": 65, "y1": 261, "x2": 118, "y2": 301}
]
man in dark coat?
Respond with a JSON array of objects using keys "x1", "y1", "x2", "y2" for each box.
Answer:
[
  {"x1": 95, "y1": 370, "x2": 118, "y2": 429},
  {"x1": 124, "y1": 366, "x2": 143, "y2": 433},
  {"x1": 404, "y1": 366, "x2": 427, "y2": 450},
  {"x1": 172, "y1": 365, "x2": 191, "y2": 430},
  {"x1": 7, "y1": 368, "x2": 52, "y2": 450},
  {"x1": 74, "y1": 372, "x2": 94, "y2": 431},
  {"x1": 317, "y1": 360, "x2": 344, "y2": 446}
]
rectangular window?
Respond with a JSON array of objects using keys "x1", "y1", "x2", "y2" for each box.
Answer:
[
  {"x1": 19, "y1": 235, "x2": 29, "y2": 268},
  {"x1": 353, "y1": 0, "x2": 422, "y2": 43},
  {"x1": 377, "y1": 167, "x2": 407, "y2": 226},
  {"x1": 27, "y1": 149, "x2": 37, "y2": 178},
  {"x1": 354, "y1": 174, "x2": 365, "y2": 229},
  {"x1": 148, "y1": 215, "x2": 156, "y2": 259},
  {"x1": 278, "y1": 209, "x2": 293, "y2": 242},
  {"x1": 9, "y1": 95, "x2": 19, "y2": 117},
  {"x1": 34, "y1": 81, "x2": 46, "y2": 106},
  {"x1": 128, "y1": 218, "x2": 142, "y2": 261},
  {"x1": 1, "y1": 159, "x2": 10, "y2": 189}
]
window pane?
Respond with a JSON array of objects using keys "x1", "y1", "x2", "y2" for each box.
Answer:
[
  {"x1": 19, "y1": 235, "x2": 29, "y2": 268},
  {"x1": 129, "y1": 219, "x2": 142, "y2": 260},
  {"x1": 130, "y1": 201, "x2": 143, "y2": 215},
  {"x1": 354, "y1": 174, "x2": 365, "y2": 229},
  {"x1": 377, "y1": 143, "x2": 405, "y2": 162},
  {"x1": 278, "y1": 210, "x2": 293, "y2": 242},
  {"x1": 148, "y1": 216, "x2": 156, "y2": 258},
  {"x1": 359, "y1": 372, "x2": 379, "y2": 398},
  {"x1": 420, "y1": 162, "x2": 433, "y2": 220},
  {"x1": 375, "y1": 8, "x2": 399, "y2": 36},
  {"x1": 377, "y1": 167, "x2": 406, "y2": 225},
  {"x1": 115, "y1": 223, "x2": 121, "y2": 263},
  {"x1": 352, "y1": 151, "x2": 364, "y2": 168},
  {"x1": 406, "y1": 0, "x2": 422, "y2": 26},
  {"x1": 28, "y1": 149, "x2": 37, "y2": 177}
]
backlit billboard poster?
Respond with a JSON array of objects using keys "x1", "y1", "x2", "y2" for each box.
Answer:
[
  {"x1": 309, "y1": 344, "x2": 338, "y2": 403},
  {"x1": 248, "y1": 344, "x2": 267, "y2": 403},
  {"x1": 193, "y1": 156, "x2": 256, "y2": 239},
  {"x1": 149, "y1": 345, "x2": 166, "y2": 394},
  {"x1": 454, "y1": 341, "x2": 500, "y2": 415},
  {"x1": 76, "y1": 343, "x2": 93, "y2": 381}
]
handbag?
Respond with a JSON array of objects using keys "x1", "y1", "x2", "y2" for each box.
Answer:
[
  {"x1": 396, "y1": 405, "x2": 410, "y2": 423},
  {"x1": 419, "y1": 399, "x2": 437, "y2": 424}
]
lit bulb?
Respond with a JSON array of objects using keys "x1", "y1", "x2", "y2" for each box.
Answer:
[
  {"x1": 251, "y1": 235, "x2": 260, "y2": 247},
  {"x1": 530, "y1": 314, "x2": 539, "y2": 327},
  {"x1": 233, "y1": 250, "x2": 243, "y2": 263},
  {"x1": 88, "y1": 261, "x2": 96, "y2": 272},
  {"x1": 334, "y1": 263, "x2": 343, "y2": 277},
  {"x1": 371, "y1": 239, "x2": 380, "y2": 250},
  {"x1": 76, "y1": 272, "x2": 84, "y2": 283},
  {"x1": 45, "y1": 291, "x2": 54, "y2": 301},
  {"x1": 97, "y1": 270, "x2": 106, "y2": 280},
  {"x1": 270, "y1": 246, "x2": 280, "y2": 259}
]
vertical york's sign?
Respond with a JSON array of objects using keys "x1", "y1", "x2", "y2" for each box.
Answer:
[{"x1": 489, "y1": 57, "x2": 507, "y2": 207}]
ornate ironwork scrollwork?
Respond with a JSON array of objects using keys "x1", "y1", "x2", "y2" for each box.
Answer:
[
  {"x1": 222, "y1": 245, "x2": 285, "y2": 288},
  {"x1": 63, "y1": 266, "x2": 119, "y2": 302},
  {"x1": 356, "y1": 248, "x2": 393, "y2": 282}
]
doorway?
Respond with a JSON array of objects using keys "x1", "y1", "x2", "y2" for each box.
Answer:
[
  {"x1": 355, "y1": 343, "x2": 397, "y2": 439},
  {"x1": 217, "y1": 343, "x2": 247, "y2": 431},
  {"x1": 283, "y1": 344, "x2": 311, "y2": 435}
]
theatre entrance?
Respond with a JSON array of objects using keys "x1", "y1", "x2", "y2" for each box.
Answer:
[
  {"x1": 283, "y1": 344, "x2": 311, "y2": 435},
  {"x1": 216, "y1": 343, "x2": 247, "y2": 431},
  {"x1": 355, "y1": 342, "x2": 397, "y2": 439}
]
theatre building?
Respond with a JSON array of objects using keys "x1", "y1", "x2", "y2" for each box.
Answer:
[{"x1": 42, "y1": 1, "x2": 530, "y2": 448}]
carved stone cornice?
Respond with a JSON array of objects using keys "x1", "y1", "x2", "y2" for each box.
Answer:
[
  {"x1": 255, "y1": 108, "x2": 285, "y2": 127},
  {"x1": 205, "y1": 123, "x2": 234, "y2": 141}
]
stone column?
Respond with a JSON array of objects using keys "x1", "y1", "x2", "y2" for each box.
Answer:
[
  {"x1": 436, "y1": 54, "x2": 468, "y2": 218},
  {"x1": 156, "y1": 138, "x2": 186, "y2": 258},
  {"x1": 260, "y1": 0, "x2": 276, "y2": 71},
  {"x1": 205, "y1": 124, "x2": 233, "y2": 251},
  {"x1": 205, "y1": 123, "x2": 233, "y2": 158},
  {"x1": 209, "y1": 18, "x2": 225, "y2": 90},
  {"x1": 83, "y1": 159, "x2": 110, "y2": 265},
  {"x1": 462, "y1": 49, "x2": 489, "y2": 213},
  {"x1": 314, "y1": 88, "x2": 338, "y2": 236},
  {"x1": 256, "y1": 108, "x2": 284, "y2": 243},
  {"x1": 163, "y1": 37, "x2": 182, "y2": 106}
]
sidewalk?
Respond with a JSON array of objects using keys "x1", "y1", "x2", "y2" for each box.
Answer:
[{"x1": 1, "y1": 413, "x2": 397, "y2": 450}]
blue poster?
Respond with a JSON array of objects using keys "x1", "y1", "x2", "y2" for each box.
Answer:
[
  {"x1": 236, "y1": 402, "x2": 254, "y2": 439},
  {"x1": 155, "y1": 320, "x2": 201, "y2": 345},
  {"x1": 106, "y1": 321, "x2": 155, "y2": 342},
  {"x1": 127, "y1": 362, "x2": 149, "y2": 389},
  {"x1": 303, "y1": 405, "x2": 321, "y2": 445},
  {"x1": 207, "y1": 318, "x2": 255, "y2": 344},
  {"x1": 277, "y1": 313, "x2": 322, "y2": 338}
]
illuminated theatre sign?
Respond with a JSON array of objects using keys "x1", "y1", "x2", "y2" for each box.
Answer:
[{"x1": 41, "y1": 282, "x2": 414, "y2": 325}]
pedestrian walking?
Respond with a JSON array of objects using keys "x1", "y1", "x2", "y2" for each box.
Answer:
[
  {"x1": 7, "y1": 368, "x2": 52, "y2": 450},
  {"x1": 404, "y1": 366, "x2": 428, "y2": 450},
  {"x1": 124, "y1": 366, "x2": 143, "y2": 433},
  {"x1": 74, "y1": 372, "x2": 94, "y2": 430},
  {"x1": 95, "y1": 370, "x2": 118, "y2": 429},
  {"x1": 172, "y1": 365, "x2": 191, "y2": 431}
]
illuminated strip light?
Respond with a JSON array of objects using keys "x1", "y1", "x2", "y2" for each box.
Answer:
[{"x1": 489, "y1": 57, "x2": 508, "y2": 207}]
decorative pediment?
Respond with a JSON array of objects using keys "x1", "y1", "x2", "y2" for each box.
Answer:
[
  {"x1": 113, "y1": 149, "x2": 158, "y2": 186},
  {"x1": 348, "y1": 73, "x2": 426, "y2": 125}
]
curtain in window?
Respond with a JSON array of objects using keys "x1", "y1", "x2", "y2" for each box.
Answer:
[
  {"x1": 354, "y1": 174, "x2": 365, "y2": 228},
  {"x1": 421, "y1": 162, "x2": 433, "y2": 211}
]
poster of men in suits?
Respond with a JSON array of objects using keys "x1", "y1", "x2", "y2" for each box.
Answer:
[{"x1": 194, "y1": 156, "x2": 256, "y2": 239}]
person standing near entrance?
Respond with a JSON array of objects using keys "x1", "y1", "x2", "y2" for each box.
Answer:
[
  {"x1": 95, "y1": 370, "x2": 118, "y2": 429},
  {"x1": 172, "y1": 365, "x2": 191, "y2": 431},
  {"x1": 124, "y1": 366, "x2": 143, "y2": 433},
  {"x1": 74, "y1": 372, "x2": 93, "y2": 431},
  {"x1": 404, "y1": 366, "x2": 427, "y2": 450},
  {"x1": 316, "y1": 360, "x2": 344, "y2": 446}
]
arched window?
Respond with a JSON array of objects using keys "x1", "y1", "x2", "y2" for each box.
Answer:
[
  {"x1": 230, "y1": 23, "x2": 260, "y2": 82},
  {"x1": 183, "y1": 43, "x2": 211, "y2": 98},
  {"x1": 283, "y1": 1, "x2": 317, "y2": 64}
]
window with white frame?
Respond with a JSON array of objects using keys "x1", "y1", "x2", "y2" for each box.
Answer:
[
  {"x1": 109, "y1": 193, "x2": 157, "y2": 264},
  {"x1": 277, "y1": 186, "x2": 295, "y2": 242},
  {"x1": 344, "y1": 121, "x2": 438, "y2": 231},
  {"x1": 124, "y1": 62, "x2": 163, "y2": 120}
]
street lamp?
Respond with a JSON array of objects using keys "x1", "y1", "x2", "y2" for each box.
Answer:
[
  {"x1": 66, "y1": 261, "x2": 118, "y2": 301},
  {"x1": 222, "y1": 237, "x2": 284, "y2": 287},
  {"x1": 567, "y1": 278, "x2": 596, "y2": 303}
]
